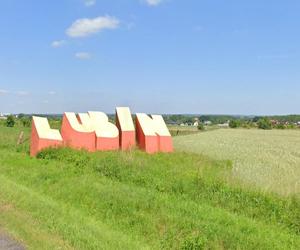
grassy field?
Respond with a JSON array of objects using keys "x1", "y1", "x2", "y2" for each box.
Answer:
[
  {"x1": 174, "y1": 129, "x2": 300, "y2": 196},
  {"x1": 168, "y1": 125, "x2": 220, "y2": 137},
  {"x1": 168, "y1": 125, "x2": 200, "y2": 137},
  {"x1": 0, "y1": 126, "x2": 299, "y2": 249}
]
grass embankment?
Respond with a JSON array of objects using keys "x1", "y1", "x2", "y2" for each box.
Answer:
[
  {"x1": 174, "y1": 129, "x2": 300, "y2": 196},
  {"x1": 0, "y1": 126, "x2": 299, "y2": 249}
]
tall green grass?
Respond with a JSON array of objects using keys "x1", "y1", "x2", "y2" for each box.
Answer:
[{"x1": 0, "y1": 126, "x2": 299, "y2": 249}]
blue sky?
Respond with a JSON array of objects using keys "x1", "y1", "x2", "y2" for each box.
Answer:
[{"x1": 0, "y1": 0, "x2": 299, "y2": 115}]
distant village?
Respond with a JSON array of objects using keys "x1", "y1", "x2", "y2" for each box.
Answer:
[
  {"x1": 0, "y1": 113, "x2": 21, "y2": 120},
  {"x1": 1, "y1": 113, "x2": 300, "y2": 129},
  {"x1": 163, "y1": 114, "x2": 300, "y2": 129},
  {"x1": 172, "y1": 117, "x2": 300, "y2": 128}
]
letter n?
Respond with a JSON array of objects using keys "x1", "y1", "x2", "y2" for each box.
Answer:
[
  {"x1": 135, "y1": 113, "x2": 173, "y2": 153},
  {"x1": 30, "y1": 116, "x2": 63, "y2": 156}
]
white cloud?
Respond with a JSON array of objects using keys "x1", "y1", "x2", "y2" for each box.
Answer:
[
  {"x1": 84, "y1": 0, "x2": 96, "y2": 7},
  {"x1": 66, "y1": 16, "x2": 119, "y2": 38},
  {"x1": 144, "y1": 0, "x2": 163, "y2": 6},
  {"x1": 0, "y1": 89, "x2": 9, "y2": 95},
  {"x1": 51, "y1": 40, "x2": 66, "y2": 48},
  {"x1": 48, "y1": 91, "x2": 56, "y2": 95},
  {"x1": 75, "y1": 52, "x2": 92, "y2": 60}
]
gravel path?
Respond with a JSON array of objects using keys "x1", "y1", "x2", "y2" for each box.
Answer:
[{"x1": 0, "y1": 232, "x2": 24, "y2": 250}]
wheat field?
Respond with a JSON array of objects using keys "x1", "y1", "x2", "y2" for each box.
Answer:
[{"x1": 174, "y1": 129, "x2": 300, "y2": 196}]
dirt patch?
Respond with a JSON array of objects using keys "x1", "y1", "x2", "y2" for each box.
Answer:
[{"x1": 0, "y1": 232, "x2": 25, "y2": 250}]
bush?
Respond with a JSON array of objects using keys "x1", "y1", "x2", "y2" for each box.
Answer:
[
  {"x1": 287, "y1": 124, "x2": 296, "y2": 129},
  {"x1": 197, "y1": 123, "x2": 205, "y2": 131},
  {"x1": 21, "y1": 117, "x2": 31, "y2": 127},
  {"x1": 6, "y1": 115, "x2": 15, "y2": 127},
  {"x1": 229, "y1": 120, "x2": 239, "y2": 128},
  {"x1": 257, "y1": 118, "x2": 272, "y2": 130},
  {"x1": 275, "y1": 123, "x2": 285, "y2": 129}
]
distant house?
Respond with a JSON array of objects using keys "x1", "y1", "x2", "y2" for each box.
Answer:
[
  {"x1": 0, "y1": 113, "x2": 7, "y2": 120},
  {"x1": 193, "y1": 121, "x2": 199, "y2": 127},
  {"x1": 270, "y1": 120, "x2": 277, "y2": 125},
  {"x1": 0, "y1": 112, "x2": 14, "y2": 120},
  {"x1": 167, "y1": 121, "x2": 177, "y2": 126},
  {"x1": 218, "y1": 123, "x2": 229, "y2": 128}
]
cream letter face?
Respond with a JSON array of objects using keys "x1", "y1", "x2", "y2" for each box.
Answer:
[
  {"x1": 87, "y1": 111, "x2": 119, "y2": 151},
  {"x1": 115, "y1": 107, "x2": 135, "y2": 150},
  {"x1": 87, "y1": 111, "x2": 119, "y2": 138},
  {"x1": 30, "y1": 116, "x2": 63, "y2": 156}
]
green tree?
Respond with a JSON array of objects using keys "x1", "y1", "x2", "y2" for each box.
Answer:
[
  {"x1": 6, "y1": 115, "x2": 15, "y2": 127},
  {"x1": 21, "y1": 117, "x2": 31, "y2": 127},
  {"x1": 18, "y1": 113, "x2": 25, "y2": 119},
  {"x1": 257, "y1": 118, "x2": 272, "y2": 130},
  {"x1": 229, "y1": 120, "x2": 239, "y2": 128}
]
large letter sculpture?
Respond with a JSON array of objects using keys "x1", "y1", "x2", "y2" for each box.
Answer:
[
  {"x1": 116, "y1": 107, "x2": 135, "y2": 150},
  {"x1": 136, "y1": 113, "x2": 173, "y2": 154},
  {"x1": 30, "y1": 116, "x2": 63, "y2": 156},
  {"x1": 61, "y1": 112, "x2": 119, "y2": 152},
  {"x1": 30, "y1": 107, "x2": 173, "y2": 156},
  {"x1": 88, "y1": 111, "x2": 119, "y2": 151},
  {"x1": 61, "y1": 112, "x2": 96, "y2": 152}
]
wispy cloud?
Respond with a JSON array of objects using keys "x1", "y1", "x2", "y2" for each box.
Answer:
[
  {"x1": 75, "y1": 52, "x2": 92, "y2": 60},
  {"x1": 51, "y1": 40, "x2": 66, "y2": 48},
  {"x1": 126, "y1": 22, "x2": 135, "y2": 30},
  {"x1": 257, "y1": 54, "x2": 290, "y2": 60},
  {"x1": 66, "y1": 16, "x2": 119, "y2": 38},
  {"x1": 194, "y1": 26, "x2": 204, "y2": 32},
  {"x1": 48, "y1": 91, "x2": 56, "y2": 95},
  {"x1": 143, "y1": 0, "x2": 164, "y2": 6},
  {"x1": 84, "y1": 0, "x2": 96, "y2": 7},
  {"x1": 16, "y1": 91, "x2": 30, "y2": 96},
  {"x1": 0, "y1": 89, "x2": 9, "y2": 95}
]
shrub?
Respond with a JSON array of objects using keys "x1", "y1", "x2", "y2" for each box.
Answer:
[
  {"x1": 275, "y1": 123, "x2": 285, "y2": 129},
  {"x1": 197, "y1": 123, "x2": 205, "y2": 131},
  {"x1": 229, "y1": 120, "x2": 239, "y2": 128},
  {"x1": 21, "y1": 117, "x2": 31, "y2": 127},
  {"x1": 287, "y1": 124, "x2": 296, "y2": 129},
  {"x1": 6, "y1": 115, "x2": 15, "y2": 127},
  {"x1": 257, "y1": 118, "x2": 272, "y2": 130}
]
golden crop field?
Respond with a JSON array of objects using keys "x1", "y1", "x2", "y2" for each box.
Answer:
[{"x1": 174, "y1": 129, "x2": 300, "y2": 196}]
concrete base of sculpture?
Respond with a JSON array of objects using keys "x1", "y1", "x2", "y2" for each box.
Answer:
[
  {"x1": 96, "y1": 137, "x2": 119, "y2": 151},
  {"x1": 119, "y1": 131, "x2": 136, "y2": 150}
]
